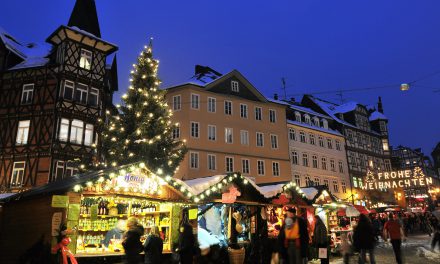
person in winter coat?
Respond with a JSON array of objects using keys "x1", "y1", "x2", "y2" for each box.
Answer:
[
  {"x1": 122, "y1": 217, "x2": 145, "y2": 264},
  {"x1": 353, "y1": 214, "x2": 376, "y2": 264},
  {"x1": 144, "y1": 226, "x2": 163, "y2": 264},
  {"x1": 313, "y1": 215, "x2": 328, "y2": 264},
  {"x1": 178, "y1": 222, "x2": 196, "y2": 264},
  {"x1": 278, "y1": 207, "x2": 309, "y2": 264}
]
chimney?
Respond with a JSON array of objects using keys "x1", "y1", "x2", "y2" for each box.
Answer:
[
  {"x1": 274, "y1": 93, "x2": 279, "y2": 100},
  {"x1": 378, "y1": 96, "x2": 384, "y2": 113},
  {"x1": 290, "y1": 97, "x2": 296, "y2": 104}
]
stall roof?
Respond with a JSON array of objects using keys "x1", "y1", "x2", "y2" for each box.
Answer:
[
  {"x1": 301, "y1": 186, "x2": 339, "y2": 204},
  {"x1": 184, "y1": 173, "x2": 269, "y2": 204}
]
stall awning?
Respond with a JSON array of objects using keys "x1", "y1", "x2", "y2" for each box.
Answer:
[
  {"x1": 353, "y1": 205, "x2": 370, "y2": 215},
  {"x1": 337, "y1": 205, "x2": 361, "y2": 217}
]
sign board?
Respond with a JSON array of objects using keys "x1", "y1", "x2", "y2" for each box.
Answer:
[
  {"x1": 362, "y1": 167, "x2": 433, "y2": 190},
  {"x1": 51, "y1": 195, "x2": 69, "y2": 208},
  {"x1": 188, "y1": 208, "x2": 198, "y2": 220},
  {"x1": 221, "y1": 186, "x2": 241, "y2": 204},
  {"x1": 68, "y1": 204, "x2": 80, "y2": 221},
  {"x1": 109, "y1": 173, "x2": 162, "y2": 193},
  {"x1": 51, "y1": 212, "x2": 63, "y2": 236}
]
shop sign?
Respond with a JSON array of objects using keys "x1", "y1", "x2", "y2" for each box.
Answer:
[
  {"x1": 188, "y1": 208, "x2": 198, "y2": 220},
  {"x1": 51, "y1": 212, "x2": 62, "y2": 236},
  {"x1": 51, "y1": 195, "x2": 69, "y2": 208},
  {"x1": 272, "y1": 194, "x2": 289, "y2": 205},
  {"x1": 362, "y1": 167, "x2": 433, "y2": 190},
  {"x1": 222, "y1": 186, "x2": 241, "y2": 203},
  {"x1": 110, "y1": 173, "x2": 161, "y2": 193}
]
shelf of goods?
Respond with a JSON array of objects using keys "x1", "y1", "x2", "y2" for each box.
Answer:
[
  {"x1": 328, "y1": 211, "x2": 338, "y2": 230},
  {"x1": 75, "y1": 195, "x2": 173, "y2": 254}
]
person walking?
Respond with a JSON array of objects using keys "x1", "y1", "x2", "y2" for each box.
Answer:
[
  {"x1": 353, "y1": 214, "x2": 376, "y2": 264},
  {"x1": 122, "y1": 217, "x2": 145, "y2": 264},
  {"x1": 177, "y1": 221, "x2": 196, "y2": 264},
  {"x1": 431, "y1": 216, "x2": 440, "y2": 252},
  {"x1": 313, "y1": 215, "x2": 329, "y2": 264},
  {"x1": 384, "y1": 213, "x2": 405, "y2": 264},
  {"x1": 144, "y1": 226, "x2": 163, "y2": 264},
  {"x1": 278, "y1": 207, "x2": 309, "y2": 264}
]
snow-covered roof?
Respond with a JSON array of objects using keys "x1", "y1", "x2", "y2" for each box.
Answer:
[
  {"x1": 307, "y1": 96, "x2": 360, "y2": 129},
  {"x1": 66, "y1": 26, "x2": 117, "y2": 48},
  {"x1": 300, "y1": 187, "x2": 319, "y2": 200},
  {"x1": 369, "y1": 111, "x2": 388, "y2": 121},
  {"x1": 0, "y1": 26, "x2": 52, "y2": 70},
  {"x1": 266, "y1": 98, "x2": 291, "y2": 106},
  {"x1": 333, "y1": 101, "x2": 358, "y2": 114},
  {"x1": 258, "y1": 184, "x2": 285, "y2": 198},
  {"x1": 184, "y1": 175, "x2": 225, "y2": 195},
  {"x1": 287, "y1": 120, "x2": 343, "y2": 136}
]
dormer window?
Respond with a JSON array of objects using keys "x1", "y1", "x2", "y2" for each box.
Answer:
[
  {"x1": 21, "y1": 84, "x2": 34, "y2": 105},
  {"x1": 231, "y1": 81, "x2": 239, "y2": 92},
  {"x1": 295, "y1": 112, "x2": 301, "y2": 122},
  {"x1": 322, "y1": 119, "x2": 328, "y2": 129},
  {"x1": 304, "y1": 114, "x2": 311, "y2": 125},
  {"x1": 79, "y1": 49, "x2": 92, "y2": 70},
  {"x1": 313, "y1": 117, "x2": 320, "y2": 127}
]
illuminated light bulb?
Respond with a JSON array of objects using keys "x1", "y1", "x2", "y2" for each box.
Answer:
[
  {"x1": 167, "y1": 160, "x2": 172, "y2": 165},
  {"x1": 120, "y1": 169, "x2": 127, "y2": 175},
  {"x1": 73, "y1": 185, "x2": 81, "y2": 192},
  {"x1": 187, "y1": 192, "x2": 192, "y2": 198},
  {"x1": 136, "y1": 112, "x2": 141, "y2": 117},
  {"x1": 142, "y1": 75, "x2": 146, "y2": 79},
  {"x1": 139, "y1": 162, "x2": 146, "y2": 168},
  {"x1": 86, "y1": 181, "x2": 93, "y2": 187},
  {"x1": 136, "y1": 129, "x2": 141, "y2": 135},
  {"x1": 243, "y1": 179, "x2": 249, "y2": 185},
  {"x1": 129, "y1": 153, "x2": 134, "y2": 157},
  {"x1": 148, "y1": 113, "x2": 154, "y2": 118},
  {"x1": 148, "y1": 139, "x2": 153, "y2": 144},
  {"x1": 109, "y1": 173, "x2": 115, "y2": 178},
  {"x1": 180, "y1": 186, "x2": 186, "y2": 192},
  {"x1": 194, "y1": 197, "x2": 200, "y2": 203},
  {"x1": 183, "y1": 139, "x2": 187, "y2": 143},
  {"x1": 116, "y1": 104, "x2": 121, "y2": 108},
  {"x1": 106, "y1": 110, "x2": 110, "y2": 114},
  {"x1": 80, "y1": 164, "x2": 85, "y2": 169},
  {"x1": 211, "y1": 187, "x2": 217, "y2": 192},
  {"x1": 98, "y1": 177, "x2": 105, "y2": 183},
  {"x1": 228, "y1": 177, "x2": 233, "y2": 181},
  {"x1": 156, "y1": 135, "x2": 161, "y2": 139},
  {"x1": 206, "y1": 190, "x2": 211, "y2": 196},
  {"x1": 111, "y1": 137, "x2": 117, "y2": 142},
  {"x1": 111, "y1": 162, "x2": 117, "y2": 167},
  {"x1": 165, "y1": 176, "x2": 172, "y2": 181},
  {"x1": 233, "y1": 173, "x2": 237, "y2": 178},
  {"x1": 200, "y1": 194, "x2": 205, "y2": 199},
  {"x1": 157, "y1": 168, "x2": 163, "y2": 175}
]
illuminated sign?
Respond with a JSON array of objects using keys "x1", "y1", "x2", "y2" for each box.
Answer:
[
  {"x1": 362, "y1": 167, "x2": 433, "y2": 190},
  {"x1": 108, "y1": 173, "x2": 164, "y2": 194},
  {"x1": 221, "y1": 186, "x2": 241, "y2": 203}
]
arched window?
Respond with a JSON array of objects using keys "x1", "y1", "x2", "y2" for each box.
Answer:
[{"x1": 313, "y1": 117, "x2": 320, "y2": 126}]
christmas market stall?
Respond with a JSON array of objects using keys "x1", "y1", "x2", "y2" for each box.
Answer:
[
  {"x1": 0, "y1": 162, "x2": 193, "y2": 263},
  {"x1": 184, "y1": 172, "x2": 270, "y2": 264}
]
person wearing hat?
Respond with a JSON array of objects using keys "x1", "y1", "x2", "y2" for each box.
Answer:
[{"x1": 278, "y1": 207, "x2": 309, "y2": 264}]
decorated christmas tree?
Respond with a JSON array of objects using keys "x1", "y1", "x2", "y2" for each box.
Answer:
[
  {"x1": 412, "y1": 166, "x2": 425, "y2": 179},
  {"x1": 101, "y1": 39, "x2": 186, "y2": 175}
]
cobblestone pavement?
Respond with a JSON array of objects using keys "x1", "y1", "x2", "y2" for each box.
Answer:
[{"x1": 319, "y1": 234, "x2": 440, "y2": 264}]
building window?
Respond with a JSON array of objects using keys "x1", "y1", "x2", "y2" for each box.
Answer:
[
  {"x1": 70, "y1": 119, "x2": 84, "y2": 144},
  {"x1": 242, "y1": 159, "x2": 250, "y2": 174},
  {"x1": 240, "y1": 130, "x2": 249, "y2": 145},
  {"x1": 208, "y1": 97, "x2": 216, "y2": 113},
  {"x1": 255, "y1": 107, "x2": 262, "y2": 120},
  {"x1": 190, "y1": 152, "x2": 199, "y2": 169},
  {"x1": 385, "y1": 159, "x2": 391, "y2": 171},
  {"x1": 342, "y1": 181, "x2": 347, "y2": 193},
  {"x1": 382, "y1": 139, "x2": 389, "y2": 151},
  {"x1": 314, "y1": 177, "x2": 320, "y2": 186},
  {"x1": 294, "y1": 174, "x2": 301, "y2": 186},
  {"x1": 305, "y1": 176, "x2": 311, "y2": 186},
  {"x1": 269, "y1": 109, "x2": 276, "y2": 123},
  {"x1": 88, "y1": 88, "x2": 99, "y2": 106},
  {"x1": 191, "y1": 122, "x2": 199, "y2": 138},
  {"x1": 304, "y1": 114, "x2": 311, "y2": 125},
  {"x1": 225, "y1": 128, "x2": 233, "y2": 143},
  {"x1": 322, "y1": 119, "x2": 328, "y2": 129},
  {"x1": 309, "y1": 134, "x2": 315, "y2": 145},
  {"x1": 335, "y1": 140, "x2": 341, "y2": 151},
  {"x1": 312, "y1": 155, "x2": 318, "y2": 168},
  {"x1": 226, "y1": 157, "x2": 234, "y2": 172},
  {"x1": 333, "y1": 181, "x2": 339, "y2": 192},
  {"x1": 321, "y1": 157, "x2": 327, "y2": 170},
  {"x1": 338, "y1": 161, "x2": 344, "y2": 173},
  {"x1": 302, "y1": 153, "x2": 309, "y2": 167},
  {"x1": 75, "y1": 83, "x2": 88, "y2": 104},
  {"x1": 272, "y1": 162, "x2": 280, "y2": 176},
  {"x1": 292, "y1": 151, "x2": 299, "y2": 165},
  {"x1": 319, "y1": 136, "x2": 324, "y2": 147},
  {"x1": 295, "y1": 112, "x2": 301, "y2": 122},
  {"x1": 313, "y1": 117, "x2": 320, "y2": 127},
  {"x1": 172, "y1": 124, "x2": 180, "y2": 139},
  {"x1": 54, "y1": 161, "x2": 65, "y2": 180},
  {"x1": 208, "y1": 154, "x2": 216, "y2": 171},
  {"x1": 207, "y1": 125, "x2": 216, "y2": 141},
  {"x1": 256, "y1": 132, "x2": 264, "y2": 147},
  {"x1": 191, "y1": 94, "x2": 199, "y2": 109},
  {"x1": 289, "y1": 129, "x2": 296, "y2": 141},
  {"x1": 21, "y1": 84, "x2": 34, "y2": 104},
  {"x1": 257, "y1": 160, "x2": 265, "y2": 175},
  {"x1": 84, "y1": 124, "x2": 94, "y2": 146},
  {"x1": 324, "y1": 179, "x2": 329, "y2": 187},
  {"x1": 63, "y1": 80, "x2": 74, "y2": 100},
  {"x1": 327, "y1": 138, "x2": 333, "y2": 149},
  {"x1": 173, "y1": 95, "x2": 181, "y2": 111},
  {"x1": 10, "y1": 161, "x2": 25, "y2": 187},
  {"x1": 59, "y1": 118, "x2": 70, "y2": 141},
  {"x1": 224, "y1": 101, "x2": 232, "y2": 115},
  {"x1": 79, "y1": 49, "x2": 92, "y2": 70},
  {"x1": 231, "y1": 80, "x2": 239, "y2": 92},
  {"x1": 300, "y1": 131, "x2": 306, "y2": 143},
  {"x1": 270, "y1": 134, "x2": 278, "y2": 149},
  {"x1": 240, "y1": 104, "x2": 248, "y2": 118},
  {"x1": 353, "y1": 177, "x2": 359, "y2": 188},
  {"x1": 330, "y1": 159, "x2": 336, "y2": 172},
  {"x1": 16, "y1": 120, "x2": 30, "y2": 145}
]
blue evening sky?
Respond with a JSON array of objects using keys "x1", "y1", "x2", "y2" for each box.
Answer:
[{"x1": 1, "y1": 0, "x2": 439, "y2": 155}]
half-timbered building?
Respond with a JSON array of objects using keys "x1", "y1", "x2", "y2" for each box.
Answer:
[{"x1": 0, "y1": 0, "x2": 118, "y2": 192}]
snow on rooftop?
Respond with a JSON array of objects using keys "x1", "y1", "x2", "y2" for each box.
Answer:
[
  {"x1": 0, "y1": 26, "x2": 52, "y2": 70},
  {"x1": 301, "y1": 187, "x2": 319, "y2": 200},
  {"x1": 266, "y1": 98, "x2": 291, "y2": 106},
  {"x1": 66, "y1": 26, "x2": 117, "y2": 47},
  {"x1": 333, "y1": 101, "x2": 358, "y2": 114},
  {"x1": 289, "y1": 104, "x2": 330, "y2": 119},
  {"x1": 258, "y1": 184, "x2": 285, "y2": 198},
  {"x1": 184, "y1": 175, "x2": 225, "y2": 195},
  {"x1": 369, "y1": 111, "x2": 388, "y2": 121}
]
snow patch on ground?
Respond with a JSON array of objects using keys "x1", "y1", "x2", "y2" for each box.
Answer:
[{"x1": 416, "y1": 247, "x2": 440, "y2": 261}]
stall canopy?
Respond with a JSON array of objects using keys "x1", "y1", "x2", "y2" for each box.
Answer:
[
  {"x1": 258, "y1": 182, "x2": 308, "y2": 206},
  {"x1": 353, "y1": 205, "x2": 370, "y2": 215},
  {"x1": 0, "y1": 162, "x2": 193, "y2": 204},
  {"x1": 337, "y1": 205, "x2": 361, "y2": 217},
  {"x1": 301, "y1": 186, "x2": 340, "y2": 206}
]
